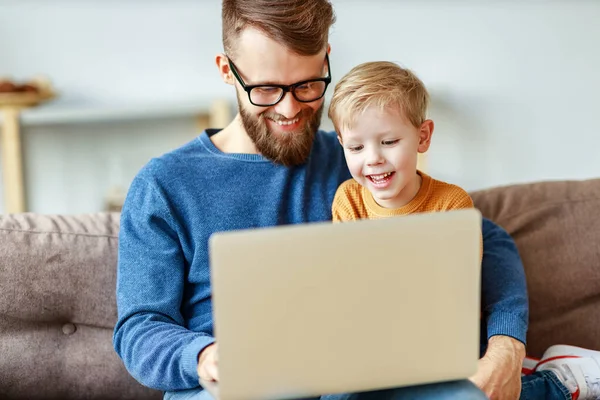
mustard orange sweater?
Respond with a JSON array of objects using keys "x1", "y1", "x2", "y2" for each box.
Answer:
[{"x1": 332, "y1": 171, "x2": 474, "y2": 221}]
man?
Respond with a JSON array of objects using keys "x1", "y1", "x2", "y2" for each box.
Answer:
[{"x1": 114, "y1": 1, "x2": 596, "y2": 399}]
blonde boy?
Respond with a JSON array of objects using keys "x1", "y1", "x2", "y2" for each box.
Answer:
[
  {"x1": 327, "y1": 61, "x2": 600, "y2": 400},
  {"x1": 328, "y1": 61, "x2": 474, "y2": 221}
]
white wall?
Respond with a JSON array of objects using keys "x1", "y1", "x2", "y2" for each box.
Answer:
[{"x1": 1, "y1": 1, "x2": 599, "y2": 213}]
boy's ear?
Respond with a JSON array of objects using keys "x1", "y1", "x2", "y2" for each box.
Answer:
[
  {"x1": 336, "y1": 133, "x2": 343, "y2": 146},
  {"x1": 417, "y1": 119, "x2": 434, "y2": 153},
  {"x1": 216, "y1": 53, "x2": 235, "y2": 85}
]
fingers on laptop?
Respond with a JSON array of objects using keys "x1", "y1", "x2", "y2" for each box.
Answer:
[{"x1": 198, "y1": 343, "x2": 220, "y2": 381}]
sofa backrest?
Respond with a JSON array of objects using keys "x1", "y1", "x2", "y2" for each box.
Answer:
[
  {"x1": 471, "y1": 178, "x2": 600, "y2": 357},
  {"x1": 0, "y1": 213, "x2": 160, "y2": 400},
  {"x1": 2, "y1": 178, "x2": 599, "y2": 397}
]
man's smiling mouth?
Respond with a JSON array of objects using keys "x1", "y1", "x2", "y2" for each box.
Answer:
[{"x1": 267, "y1": 117, "x2": 300, "y2": 126}]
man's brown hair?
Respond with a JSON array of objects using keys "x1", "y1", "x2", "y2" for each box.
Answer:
[{"x1": 222, "y1": 0, "x2": 335, "y2": 57}]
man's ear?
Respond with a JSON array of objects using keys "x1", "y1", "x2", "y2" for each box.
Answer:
[
  {"x1": 216, "y1": 53, "x2": 234, "y2": 85},
  {"x1": 417, "y1": 119, "x2": 434, "y2": 153}
]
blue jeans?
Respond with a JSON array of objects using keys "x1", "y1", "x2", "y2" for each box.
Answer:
[
  {"x1": 520, "y1": 371, "x2": 571, "y2": 400},
  {"x1": 164, "y1": 379, "x2": 486, "y2": 400},
  {"x1": 164, "y1": 372, "x2": 571, "y2": 400}
]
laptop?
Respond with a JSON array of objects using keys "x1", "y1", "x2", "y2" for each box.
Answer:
[{"x1": 204, "y1": 208, "x2": 482, "y2": 400}]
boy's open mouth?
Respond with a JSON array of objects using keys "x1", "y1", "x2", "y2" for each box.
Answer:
[{"x1": 367, "y1": 172, "x2": 395, "y2": 185}]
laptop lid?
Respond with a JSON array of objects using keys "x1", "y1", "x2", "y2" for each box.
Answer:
[{"x1": 208, "y1": 209, "x2": 482, "y2": 400}]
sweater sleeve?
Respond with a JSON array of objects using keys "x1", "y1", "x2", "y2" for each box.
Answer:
[
  {"x1": 332, "y1": 181, "x2": 359, "y2": 222},
  {"x1": 481, "y1": 218, "x2": 529, "y2": 345},
  {"x1": 444, "y1": 186, "x2": 475, "y2": 210},
  {"x1": 113, "y1": 176, "x2": 215, "y2": 391}
]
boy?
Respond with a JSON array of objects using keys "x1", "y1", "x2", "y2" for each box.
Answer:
[
  {"x1": 328, "y1": 61, "x2": 600, "y2": 400},
  {"x1": 328, "y1": 61, "x2": 473, "y2": 222}
]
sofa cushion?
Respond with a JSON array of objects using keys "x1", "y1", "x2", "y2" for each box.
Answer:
[
  {"x1": 0, "y1": 213, "x2": 160, "y2": 400},
  {"x1": 471, "y1": 178, "x2": 600, "y2": 358}
]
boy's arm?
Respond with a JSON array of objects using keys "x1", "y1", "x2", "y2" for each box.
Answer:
[
  {"x1": 332, "y1": 200, "x2": 350, "y2": 222},
  {"x1": 331, "y1": 182, "x2": 359, "y2": 222},
  {"x1": 113, "y1": 176, "x2": 215, "y2": 391},
  {"x1": 444, "y1": 186, "x2": 475, "y2": 210}
]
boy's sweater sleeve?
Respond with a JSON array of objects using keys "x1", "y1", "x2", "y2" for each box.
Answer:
[
  {"x1": 331, "y1": 180, "x2": 361, "y2": 222},
  {"x1": 481, "y1": 218, "x2": 529, "y2": 345},
  {"x1": 112, "y1": 176, "x2": 214, "y2": 391},
  {"x1": 332, "y1": 185, "x2": 352, "y2": 222}
]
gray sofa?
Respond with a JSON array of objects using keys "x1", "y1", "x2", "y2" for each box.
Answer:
[
  {"x1": 0, "y1": 213, "x2": 161, "y2": 399},
  {"x1": 1, "y1": 178, "x2": 600, "y2": 399}
]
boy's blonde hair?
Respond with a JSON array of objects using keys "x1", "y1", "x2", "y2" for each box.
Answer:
[{"x1": 328, "y1": 61, "x2": 429, "y2": 134}]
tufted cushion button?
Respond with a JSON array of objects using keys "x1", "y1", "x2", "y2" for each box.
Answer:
[{"x1": 62, "y1": 323, "x2": 77, "y2": 335}]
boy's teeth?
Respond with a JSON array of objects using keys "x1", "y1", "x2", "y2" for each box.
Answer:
[{"x1": 371, "y1": 172, "x2": 392, "y2": 180}]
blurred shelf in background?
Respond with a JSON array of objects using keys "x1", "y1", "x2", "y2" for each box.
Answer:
[
  {"x1": 0, "y1": 98, "x2": 231, "y2": 127},
  {"x1": 0, "y1": 98, "x2": 232, "y2": 214}
]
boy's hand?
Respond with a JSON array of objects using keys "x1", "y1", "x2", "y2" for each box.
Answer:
[
  {"x1": 197, "y1": 343, "x2": 219, "y2": 382},
  {"x1": 469, "y1": 335, "x2": 525, "y2": 400}
]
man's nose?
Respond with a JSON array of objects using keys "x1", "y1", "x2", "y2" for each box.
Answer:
[{"x1": 273, "y1": 92, "x2": 302, "y2": 120}]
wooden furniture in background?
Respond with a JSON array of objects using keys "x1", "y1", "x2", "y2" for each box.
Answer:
[
  {"x1": 196, "y1": 98, "x2": 232, "y2": 131},
  {"x1": 0, "y1": 97, "x2": 231, "y2": 214},
  {"x1": 1, "y1": 107, "x2": 25, "y2": 214},
  {"x1": 0, "y1": 90, "x2": 55, "y2": 214}
]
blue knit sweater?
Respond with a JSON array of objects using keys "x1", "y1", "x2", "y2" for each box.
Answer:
[{"x1": 113, "y1": 129, "x2": 528, "y2": 391}]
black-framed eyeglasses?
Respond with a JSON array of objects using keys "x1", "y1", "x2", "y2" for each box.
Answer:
[{"x1": 227, "y1": 54, "x2": 331, "y2": 107}]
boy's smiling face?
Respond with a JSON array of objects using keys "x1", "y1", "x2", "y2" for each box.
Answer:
[{"x1": 339, "y1": 105, "x2": 433, "y2": 209}]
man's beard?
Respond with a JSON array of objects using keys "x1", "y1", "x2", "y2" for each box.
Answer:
[{"x1": 238, "y1": 95, "x2": 323, "y2": 167}]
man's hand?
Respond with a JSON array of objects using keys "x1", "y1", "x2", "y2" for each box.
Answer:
[
  {"x1": 469, "y1": 335, "x2": 525, "y2": 400},
  {"x1": 197, "y1": 343, "x2": 219, "y2": 382}
]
